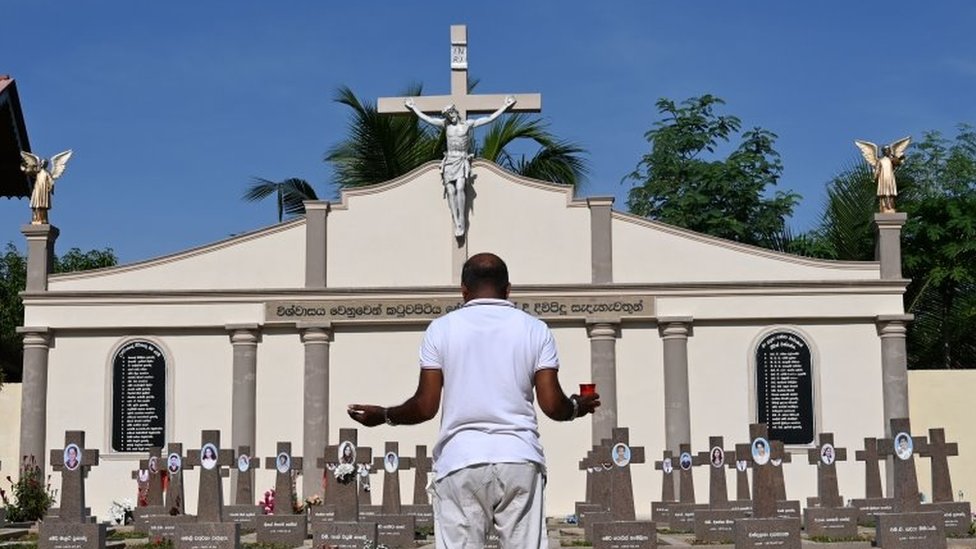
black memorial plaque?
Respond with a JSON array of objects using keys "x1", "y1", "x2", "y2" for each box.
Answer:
[
  {"x1": 755, "y1": 332, "x2": 813, "y2": 445},
  {"x1": 112, "y1": 340, "x2": 166, "y2": 452}
]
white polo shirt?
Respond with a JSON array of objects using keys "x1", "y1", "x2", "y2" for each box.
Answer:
[{"x1": 419, "y1": 298, "x2": 559, "y2": 480}]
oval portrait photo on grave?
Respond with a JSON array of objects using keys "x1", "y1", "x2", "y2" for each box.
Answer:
[
  {"x1": 168, "y1": 452, "x2": 182, "y2": 473},
  {"x1": 64, "y1": 443, "x2": 81, "y2": 471},
  {"x1": 679, "y1": 451, "x2": 692, "y2": 470},
  {"x1": 339, "y1": 441, "x2": 356, "y2": 464},
  {"x1": 662, "y1": 457, "x2": 673, "y2": 474},
  {"x1": 710, "y1": 446, "x2": 725, "y2": 468},
  {"x1": 894, "y1": 432, "x2": 913, "y2": 461},
  {"x1": 201, "y1": 443, "x2": 218, "y2": 470},
  {"x1": 238, "y1": 454, "x2": 250, "y2": 473},
  {"x1": 736, "y1": 460, "x2": 748, "y2": 472},
  {"x1": 752, "y1": 437, "x2": 770, "y2": 466},
  {"x1": 385, "y1": 452, "x2": 399, "y2": 473},
  {"x1": 820, "y1": 443, "x2": 835, "y2": 465},
  {"x1": 138, "y1": 469, "x2": 149, "y2": 482},
  {"x1": 611, "y1": 443, "x2": 631, "y2": 467},
  {"x1": 276, "y1": 452, "x2": 291, "y2": 473},
  {"x1": 149, "y1": 456, "x2": 159, "y2": 474}
]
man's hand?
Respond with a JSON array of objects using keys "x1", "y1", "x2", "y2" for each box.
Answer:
[
  {"x1": 405, "y1": 98, "x2": 416, "y2": 109},
  {"x1": 504, "y1": 95, "x2": 516, "y2": 107},
  {"x1": 347, "y1": 404, "x2": 385, "y2": 427},
  {"x1": 575, "y1": 392, "x2": 601, "y2": 417}
]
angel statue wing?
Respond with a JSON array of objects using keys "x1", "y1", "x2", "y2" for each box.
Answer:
[
  {"x1": 49, "y1": 150, "x2": 73, "y2": 179},
  {"x1": 887, "y1": 136, "x2": 911, "y2": 159},
  {"x1": 854, "y1": 140, "x2": 879, "y2": 168},
  {"x1": 20, "y1": 151, "x2": 43, "y2": 172}
]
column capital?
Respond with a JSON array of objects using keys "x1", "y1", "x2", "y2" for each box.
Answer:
[
  {"x1": 873, "y1": 212, "x2": 908, "y2": 229},
  {"x1": 226, "y1": 324, "x2": 260, "y2": 345},
  {"x1": 303, "y1": 200, "x2": 332, "y2": 214},
  {"x1": 16, "y1": 326, "x2": 51, "y2": 347},
  {"x1": 586, "y1": 196, "x2": 615, "y2": 209},
  {"x1": 876, "y1": 314, "x2": 913, "y2": 337},
  {"x1": 300, "y1": 324, "x2": 333, "y2": 344},
  {"x1": 586, "y1": 322, "x2": 619, "y2": 340},
  {"x1": 658, "y1": 317, "x2": 694, "y2": 339}
]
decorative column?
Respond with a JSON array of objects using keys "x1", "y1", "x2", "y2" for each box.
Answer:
[
  {"x1": 17, "y1": 327, "x2": 51, "y2": 473},
  {"x1": 586, "y1": 197, "x2": 614, "y2": 284},
  {"x1": 659, "y1": 317, "x2": 693, "y2": 456},
  {"x1": 300, "y1": 323, "x2": 332, "y2": 499},
  {"x1": 587, "y1": 322, "x2": 619, "y2": 442},
  {"x1": 877, "y1": 314, "x2": 913, "y2": 493},
  {"x1": 21, "y1": 224, "x2": 59, "y2": 292},
  {"x1": 227, "y1": 324, "x2": 259, "y2": 497},
  {"x1": 304, "y1": 201, "x2": 331, "y2": 288},
  {"x1": 874, "y1": 213, "x2": 908, "y2": 280}
]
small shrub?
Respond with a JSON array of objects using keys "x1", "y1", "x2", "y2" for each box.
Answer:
[{"x1": 0, "y1": 456, "x2": 56, "y2": 522}]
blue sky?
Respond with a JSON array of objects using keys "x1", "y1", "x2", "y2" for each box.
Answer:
[{"x1": 2, "y1": 2, "x2": 974, "y2": 263}]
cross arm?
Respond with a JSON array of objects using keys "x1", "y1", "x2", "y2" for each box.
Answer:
[{"x1": 378, "y1": 93, "x2": 541, "y2": 116}]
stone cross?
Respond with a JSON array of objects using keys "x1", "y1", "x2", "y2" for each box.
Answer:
[
  {"x1": 607, "y1": 427, "x2": 644, "y2": 521},
  {"x1": 744, "y1": 423, "x2": 776, "y2": 519},
  {"x1": 164, "y1": 443, "x2": 186, "y2": 514},
  {"x1": 50, "y1": 431, "x2": 99, "y2": 523},
  {"x1": 377, "y1": 25, "x2": 542, "y2": 120},
  {"x1": 917, "y1": 428, "x2": 959, "y2": 503},
  {"x1": 676, "y1": 442, "x2": 697, "y2": 504},
  {"x1": 770, "y1": 440, "x2": 792, "y2": 501},
  {"x1": 727, "y1": 449, "x2": 751, "y2": 501},
  {"x1": 580, "y1": 440, "x2": 613, "y2": 510},
  {"x1": 318, "y1": 428, "x2": 373, "y2": 522},
  {"x1": 411, "y1": 445, "x2": 433, "y2": 505},
  {"x1": 654, "y1": 451, "x2": 676, "y2": 502},
  {"x1": 372, "y1": 442, "x2": 413, "y2": 515},
  {"x1": 877, "y1": 417, "x2": 926, "y2": 512},
  {"x1": 234, "y1": 445, "x2": 260, "y2": 505},
  {"x1": 806, "y1": 433, "x2": 846, "y2": 508},
  {"x1": 185, "y1": 430, "x2": 236, "y2": 523},
  {"x1": 264, "y1": 442, "x2": 302, "y2": 514},
  {"x1": 855, "y1": 437, "x2": 884, "y2": 499},
  {"x1": 696, "y1": 436, "x2": 732, "y2": 506},
  {"x1": 130, "y1": 447, "x2": 164, "y2": 506}
]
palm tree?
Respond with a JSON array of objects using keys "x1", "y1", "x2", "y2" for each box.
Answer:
[{"x1": 242, "y1": 177, "x2": 319, "y2": 223}]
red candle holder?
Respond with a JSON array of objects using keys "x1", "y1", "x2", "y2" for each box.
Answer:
[{"x1": 579, "y1": 383, "x2": 596, "y2": 397}]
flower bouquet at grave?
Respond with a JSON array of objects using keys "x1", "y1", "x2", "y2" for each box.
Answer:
[
  {"x1": 258, "y1": 489, "x2": 276, "y2": 514},
  {"x1": 1, "y1": 455, "x2": 56, "y2": 522},
  {"x1": 299, "y1": 494, "x2": 322, "y2": 514},
  {"x1": 108, "y1": 498, "x2": 135, "y2": 525},
  {"x1": 333, "y1": 463, "x2": 356, "y2": 484}
]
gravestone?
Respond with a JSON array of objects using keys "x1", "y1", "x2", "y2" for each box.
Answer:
[
  {"x1": 39, "y1": 432, "x2": 106, "y2": 549},
  {"x1": 311, "y1": 429, "x2": 377, "y2": 547},
  {"x1": 184, "y1": 431, "x2": 235, "y2": 523},
  {"x1": 650, "y1": 451, "x2": 674, "y2": 524},
  {"x1": 131, "y1": 447, "x2": 170, "y2": 533},
  {"x1": 402, "y1": 444, "x2": 434, "y2": 528},
  {"x1": 802, "y1": 433, "x2": 858, "y2": 539},
  {"x1": 694, "y1": 437, "x2": 749, "y2": 544},
  {"x1": 733, "y1": 423, "x2": 801, "y2": 549},
  {"x1": 728, "y1": 451, "x2": 752, "y2": 502},
  {"x1": 165, "y1": 443, "x2": 187, "y2": 514},
  {"x1": 577, "y1": 442, "x2": 613, "y2": 542},
  {"x1": 592, "y1": 521, "x2": 657, "y2": 549},
  {"x1": 173, "y1": 522, "x2": 240, "y2": 549},
  {"x1": 138, "y1": 443, "x2": 190, "y2": 537},
  {"x1": 769, "y1": 441, "x2": 800, "y2": 519},
  {"x1": 918, "y1": 428, "x2": 972, "y2": 536},
  {"x1": 667, "y1": 442, "x2": 705, "y2": 533},
  {"x1": 311, "y1": 522, "x2": 378, "y2": 549},
  {"x1": 874, "y1": 418, "x2": 946, "y2": 549},
  {"x1": 256, "y1": 442, "x2": 307, "y2": 546},
  {"x1": 366, "y1": 442, "x2": 416, "y2": 549},
  {"x1": 850, "y1": 437, "x2": 895, "y2": 525},
  {"x1": 222, "y1": 445, "x2": 261, "y2": 527}
]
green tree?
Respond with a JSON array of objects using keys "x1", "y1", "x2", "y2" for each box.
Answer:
[
  {"x1": 0, "y1": 243, "x2": 117, "y2": 383},
  {"x1": 242, "y1": 177, "x2": 319, "y2": 223},
  {"x1": 626, "y1": 95, "x2": 799, "y2": 248}
]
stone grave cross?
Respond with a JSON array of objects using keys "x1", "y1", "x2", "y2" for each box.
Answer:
[
  {"x1": 264, "y1": 442, "x2": 302, "y2": 514},
  {"x1": 917, "y1": 427, "x2": 959, "y2": 503},
  {"x1": 806, "y1": 432, "x2": 846, "y2": 508},
  {"x1": 727, "y1": 448, "x2": 751, "y2": 501},
  {"x1": 676, "y1": 442, "x2": 697, "y2": 504},
  {"x1": 743, "y1": 423, "x2": 776, "y2": 518},
  {"x1": 234, "y1": 445, "x2": 260, "y2": 505},
  {"x1": 377, "y1": 25, "x2": 542, "y2": 120},
  {"x1": 581, "y1": 439, "x2": 613, "y2": 511},
  {"x1": 184, "y1": 430, "x2": 235, "y2": 523},
  {"x1": 50, "y1": 431, "x2": 99, "y2": 523},
  {"x1": 164, "y1": 442, "x2": 185, "y2": 514},
  {"x1": 411, "y1": 445, "x2": 433, "y2": 505},
  {"x1": 877, "y1": 417, "x2": 926, "y2": 512},
  {"x1": 855, "y1": 437, "x2": 885, "y2": 499},
  {"x1": 696, "y1": 436, "x2": 732, "y2": 506},
  {"x1": 318, "y1": 428, "x2": 373, "y2": 522},
  {"x1": 654, "y1": 451, "x2": 676, "y2": 503},
  {"x1": 607, "y1": 427, "x2": 644, "y2": 521},
  {"x1": 770, "y1": 440, "x2": 792, "y2": 501},
  {"x1": 130, "y1": 447, "x2": 164, "y2": 506},
  {"x1": 371, "y1": 442, "x2": 413, "y2": 515}
]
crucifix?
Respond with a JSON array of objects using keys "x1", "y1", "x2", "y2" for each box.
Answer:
[
  {"x1": 164, "y1": 443, "x2": 186, "y2": 514},
  {"x1": 727, "y1": 447, "x2": 751, "y2": 501},
  {"x1": 877, "y1": 417, "x2": 926, "y2": 513},
  {"x1": 696, "y1": 436, "x2": 733, "y2": 506},
  {"x1": 50, "y1": 431, "x2": 99, "y2": 523},
  {"x1": 234, "y1": 445, "x2": 260, "y2": 506},
  {"x1": 184, "y1": 430, "x2": 236, "y2": 523},
  {"x1": 653, "y1": 450, "x2": 676, "y2": 503},
  {"x1": 264, "y1": 442, "x2": 302, "y2": 514},
  {"x1": 318, "y1": 428, "x2": 373, "y2": 522},
  {"x1": 917, "y1": 427, "x2": 960, "y2": 503},
  {"x1": 372, "y1": 441, "x2": 413, "y2": 515},
  {"x1": 855, "y1": 437, "x2": 885, "y2": 499},
  {"x1": 769, "y1": 440, "x2": 792, "y2": 501},
  {"x1": 411, "y1": 445, "x2": 433, "y2": 505},
  {"x1": 806, "y1": 433, "x2": 846, "y2": 508}
]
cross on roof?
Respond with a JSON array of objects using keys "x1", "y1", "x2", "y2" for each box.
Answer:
[
  {"x1": 877, "y1": 418, "x2": 926, "y2": 512},
  {"x1": 318, "y1": 428, "x2": 373, "y2": 522},
  {"x1": 377, "y1": 25, "x2": 542, "y2": 120},
  {"x1": 50, "y1": 431, "x2": 99, "y2": 524},
  {"x1": 855, "y1": 437, "x2": 884, "y2": 499},
  {"x1": 917, "y1": 428, "x2": 960, "y2": 503},
  {"x1": 185, "y1": 430, "x2": 236, "y2": 523},
  {"x1": 806, "y1": 432, "x2": 846, "y2": 508}
]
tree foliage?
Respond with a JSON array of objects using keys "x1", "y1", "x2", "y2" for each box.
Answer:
[
  {"x1": 242, "y1": 177, "x2": 319, "y2": 223},
  {"x1": 626, "y1": 95, "x2": 799, "y2": 248},
  {"x1": 0, "y1": 243, "x2": 117, "y2": 383}
]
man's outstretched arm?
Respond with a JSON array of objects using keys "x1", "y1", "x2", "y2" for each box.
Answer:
[
  {"x1": 348, "y1": 368, "x2": 443, "y2": 427},
  {"x1": 471, "y1": 96, "x2": 516, "y2": 128},
  {"x1": 534, "y1": 368, "x2": 600, "y2": 421},
  {"x1": 405, "y1": 98, "x2": 445, "y2": 128}
]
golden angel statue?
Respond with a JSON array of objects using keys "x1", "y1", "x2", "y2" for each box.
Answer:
[
  {"x1": 854, "y1": 137, "x2": 911, "y2": 213},
  {"x1": 20, "y1": 150, "x2": 73, "y2": 225}
]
